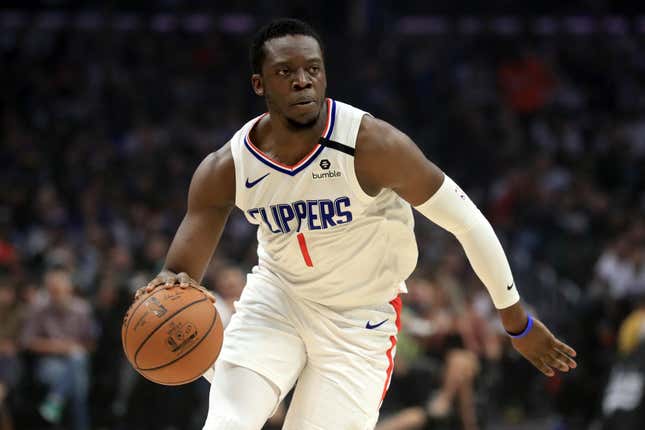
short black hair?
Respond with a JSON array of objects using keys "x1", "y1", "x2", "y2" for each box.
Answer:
[{"x1": 250, "y1": 18, "x2": 324, "y2": 74}]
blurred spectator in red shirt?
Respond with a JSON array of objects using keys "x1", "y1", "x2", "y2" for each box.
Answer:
[{"x1": 499, "y1": 50, "x2": 557, "y2": 114}]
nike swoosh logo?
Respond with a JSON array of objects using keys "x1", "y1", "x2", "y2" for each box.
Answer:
[
  {"x1": 507, "y1": 282, "x2": 514, "y2": 290},
  {"x1": 245, "y1": 173, "x2": 270, "y2": 188},
  {"x1": 366, "y1": 319, "x2": 388, "y2": 330}
]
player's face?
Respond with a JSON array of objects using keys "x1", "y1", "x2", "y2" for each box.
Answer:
[{"x1": 252, "y1": 35, "x2": 327, "y2": 128}]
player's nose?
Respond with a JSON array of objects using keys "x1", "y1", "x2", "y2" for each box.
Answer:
[{"x1": 292, "y1": 68, "x2": 312, "y2": 90}]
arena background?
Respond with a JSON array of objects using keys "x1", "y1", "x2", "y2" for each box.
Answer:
[{"x1": 1, "y1": 1, "x2": 644, "y2": 429}]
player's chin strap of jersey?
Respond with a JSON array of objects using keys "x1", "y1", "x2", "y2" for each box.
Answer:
[{"x1": 414, "y1": 175, "x2": 520, "y2": 310}]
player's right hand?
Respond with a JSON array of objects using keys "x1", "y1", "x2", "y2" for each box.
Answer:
[{"x1": 135, "y1": 270, "x2": 216, "y2": 303}]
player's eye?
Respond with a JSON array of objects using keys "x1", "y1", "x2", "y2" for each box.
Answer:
[
  {"x1": 309, "y1": 66, "x2": 320, "y2": 74},
  {"x1": 277, "y1": 68, "x2": 290, "y2": 76}
]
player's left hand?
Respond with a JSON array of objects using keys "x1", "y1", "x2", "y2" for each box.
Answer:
[{"x1": 511, "y1": 318, "x2": 577, "y2": 377}]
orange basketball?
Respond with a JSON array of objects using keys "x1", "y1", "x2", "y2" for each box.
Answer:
[{"x1": 122, "y1": 286, "x2": 223, "y2": 386}]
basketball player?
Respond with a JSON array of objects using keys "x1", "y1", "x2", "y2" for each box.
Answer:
[{"x1": 137, "y1": 19, "x2": 578, "y2": 430}]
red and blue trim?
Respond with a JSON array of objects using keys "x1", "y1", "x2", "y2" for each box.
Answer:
[
  {"x1": 244, "y1": 98, "x2": 336, "y2": 176},
  {"x1": 380, "y1": 296, "x2": 402, "y2": 405}
]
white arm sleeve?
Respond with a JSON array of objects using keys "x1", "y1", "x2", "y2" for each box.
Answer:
[{"x1": 414, "y1": 175, "x2": 520, "y2": 309}]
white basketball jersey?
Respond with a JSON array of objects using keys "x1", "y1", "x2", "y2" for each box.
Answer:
[{"x1": 229, "y1": 98, "x2": 418, "y2": 307}]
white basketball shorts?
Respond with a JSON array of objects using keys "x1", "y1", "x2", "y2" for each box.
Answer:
[{"x1": 215, "y1": 267, "x2": 402, "y2": 429}]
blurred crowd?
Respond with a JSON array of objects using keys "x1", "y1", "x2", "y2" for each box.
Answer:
[{"x1": 1, "y1": 7, "x2": 645, "y2": 430}]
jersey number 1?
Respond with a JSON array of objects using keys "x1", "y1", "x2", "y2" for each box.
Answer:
[{"x1": 296, "y1": 233, "x2": 313, "y2": 267}]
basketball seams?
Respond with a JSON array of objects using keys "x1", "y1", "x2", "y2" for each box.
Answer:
[
  {"x1": 144, "y1": 351, "x2": 218, "y2": 386},
  {"x1": 122, "y1": 287, "x2": 186, "y2": 355},
  {"x1": 132, "y1": 296, "x2": 209, "y2": 367},
  {"x1": 143, "y1": 315, "x2": 222, "y2": 385},
  {"x1": 133, "y1": 298, "x2": 216, "y2": 371}
]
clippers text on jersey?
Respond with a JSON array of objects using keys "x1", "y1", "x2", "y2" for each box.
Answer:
[{"x1": 247, "y1": 196, "x2": 353, "y2": 233}]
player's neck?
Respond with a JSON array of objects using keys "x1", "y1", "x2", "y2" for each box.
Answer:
[
  {"x1": 273, "y1": 115, "x2": 325, "y2": 145},
  {"x1": 253, "y1": 104, "x2": 328, "y2": 166},
  {"x1": 276, "y1": 98, "x2": 328, "y2": 142}
]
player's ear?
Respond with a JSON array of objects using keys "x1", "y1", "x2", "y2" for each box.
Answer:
[{"x1": 251, "y1": 74, "x2": 264, "y2": 96}]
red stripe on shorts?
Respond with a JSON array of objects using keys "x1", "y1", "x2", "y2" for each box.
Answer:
[{"x1": 380, "y1": 296, "x2": 402, "y2": 402}]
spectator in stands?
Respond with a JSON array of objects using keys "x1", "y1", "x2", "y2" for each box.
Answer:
[
  {"x1": 91, "y1": 276, "x2": 132, "y2": 428},
  {"x1": 617, "y1": 297, "x2": 645, "y2": 358},
  {"x1": 381, "y1": 277, "x2": 483, "y2": 430},
  {"x1": 374, "y1": 333, "x2": 434, "y2": 430},
  {"x1": 601, "y1": 297, "x2": 645, "y2": 429},
  {"x1": 201, "y1": 263, "x2": 246, "y2": 390},
  {"x1": 594, "y1": 224, "x2": 645, "y2": 300},
  {"x1": 0, "y1": 278, "x2": 23, "y2": 430},
  {"x1": 210, "y1": 263, "x2": 245, "y2": 328},
  {"x1": 20, "y1": 268, "x2": 97, "y2": 430},
  {"x1": 421, "y1": 278, "x2": 482, "y2": 430},
  {"x1": 498, "y1": 47, "x2": 557, "y2": 115}
]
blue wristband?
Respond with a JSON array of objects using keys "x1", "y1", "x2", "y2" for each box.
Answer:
[{"x1": 506, "y1": 315, "x2": 533, "y2": 339}]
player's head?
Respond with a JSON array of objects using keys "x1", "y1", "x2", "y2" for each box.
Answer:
[{"x1": 250, "y1": 18, "x2": 327, "y2": 129}]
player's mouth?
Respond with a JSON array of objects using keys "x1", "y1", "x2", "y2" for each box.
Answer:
[{"x1": 291, "y1": 98, "x2": 316, "y2": 107}]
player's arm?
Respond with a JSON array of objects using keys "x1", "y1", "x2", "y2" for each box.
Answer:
[
  {"x1": 137, "y1": 143, "x2": 236, "y2": 301},
  {"x1": 355, "y1": 116, "x2": 577, "y2": 377}
]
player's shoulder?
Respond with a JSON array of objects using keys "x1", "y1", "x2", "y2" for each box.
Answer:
[
  {"x1": 353, "y1": 113, "x2": 422, "y2": 195},
  {"x1": 332, "y1": 98, "x2": 370, "y2": 120},
  {"x1": 199, "y1": 141, "x2": 234, "y2": 177},
  {"x1": 330, "y1": 99, "x2": 403, "y2": 152},
  {"x1": 356, "y1": 115, "x2": 412, "y2": 158},
  {"x1": 190, "y1": 142, "x2": 235, "y2": 208}
]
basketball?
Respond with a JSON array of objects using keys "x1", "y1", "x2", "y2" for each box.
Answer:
[{"x1": 121, "y1": 286, "x2": 223, "y2": 386}]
